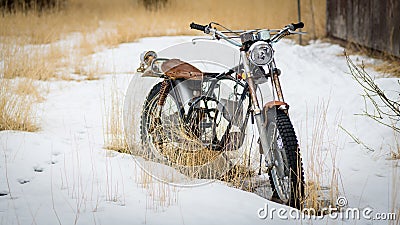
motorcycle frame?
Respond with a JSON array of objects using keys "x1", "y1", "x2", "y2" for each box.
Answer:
[
  {"x1": 156, "y1": 52, "x2": 287, "y2": 177},
  {"x1": 161, "y1": 71, "x2": 252, "y2": 151},
  {"x1": 144, "y1": 24, "x2": 301, "y2": 178}
]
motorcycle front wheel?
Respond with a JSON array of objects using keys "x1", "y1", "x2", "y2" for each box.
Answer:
[{"x1": 266, "y1": 109, "x2": 305, "y2": 209}]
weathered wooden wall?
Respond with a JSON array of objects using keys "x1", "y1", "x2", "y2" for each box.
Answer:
[{"x1": 327, "y1": 0, "x2": 400, "y2": 57}]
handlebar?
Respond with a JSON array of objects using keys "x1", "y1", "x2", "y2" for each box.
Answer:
[
  {"x1": 190, "y1": 22, "x2": 208, "y2": 33},
  {"x1": 287, "y1": 22, "x2": 304, "y2": 31},
  {"x1": 189, "y1": 21, "x2": 305, "y2": 47}
]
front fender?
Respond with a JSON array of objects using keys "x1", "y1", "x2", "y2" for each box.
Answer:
[
  {"x1": 262, "y1": 101, "x2": 289, "y2": 128},
  {"x1": 264, "y1": 100, "x2": 288, "y2": 110}
]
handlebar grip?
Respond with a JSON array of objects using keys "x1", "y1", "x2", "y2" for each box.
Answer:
[
  {"x1": 291, "y1": 22, "x2": 304, "y2": 30},
  {"x1": 190, "y1": 22, "x2": 207, "y2": 32}
]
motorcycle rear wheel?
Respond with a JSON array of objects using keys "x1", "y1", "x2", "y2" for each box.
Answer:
[{"x1": 140, "y1": 81, "x2": 237, "y2": 179}]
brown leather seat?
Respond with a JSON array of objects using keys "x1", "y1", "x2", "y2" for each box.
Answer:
[{"x1": 161, "y1": 59, "x2": 203, "y2": 79}]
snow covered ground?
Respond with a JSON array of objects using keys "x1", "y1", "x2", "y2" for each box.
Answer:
[{"x1": 0, "y1": 36, "x2": 399, "y2": 225}]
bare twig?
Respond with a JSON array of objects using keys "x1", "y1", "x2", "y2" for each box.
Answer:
[
  {"x1": 339, "y1": 125, "x2": 375, "y2": 152},
  {"x1": 345, "y1": 52, "x2": 400, "y2": 134}
]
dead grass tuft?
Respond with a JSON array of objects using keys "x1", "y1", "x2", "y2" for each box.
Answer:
[
  {"x1": 1, "y1": 42, "x2": 68, "y2": 80},
  {"x1": 0, "y1": 78, "x2": 40, "y2": 132},
  {"x1": 73, "y1": 60, "x2": 103, "y2": 81},
  {"x1": 135, "y1": 166, "x2": 179, "y2": 210},
  {"x1": 373, "y1": 60, "x2": 400, "y2": 78},
  {"x1": 336, "y1": 41, "x2": 400, "y2": 78},
  {"x1": 220, "y1": 164, "x2": 255, "y2": 191},
  {"x1": 103, "y1": 76, "x2": 129, "y2": 152},
  {"x1": 15, "y1": 79, "x2": 46, "y2": 102},
  {"x1": 302, "y1": 101, "x2": 340, "y2": 212},
  {"x1": 390, "y1": 126, "x2": 400, "y2": 160}
]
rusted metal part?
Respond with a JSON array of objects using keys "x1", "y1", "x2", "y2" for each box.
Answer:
[
  {"x1": 262, "y1": 101, "x2": 289, "y2": 128},
  {"x1": 264, "y1": 100, "x2": 288, "y2": 109},
  {"x1": 272, "y1": 72, "x2": 285, "y2": 103},
  {"x1": 246, "y1": 76, "x2": 261, "y2": 114},
  {"x1": 157, "y1": 80, "x2": 170, "y2": 106}
]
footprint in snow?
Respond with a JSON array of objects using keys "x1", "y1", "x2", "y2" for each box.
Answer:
[
  {"x1": 49, "y1": 160, "x2": 58, "y2": 165},
  {"x1": 33, "y1": 166, "x2": 44, "y2": 173},
  {"x1": 17, "y1": 178, "x2": 30, "y2": 184},
  {"x1": 52, "y1": 151, "x2": 62, "y2": 156}
]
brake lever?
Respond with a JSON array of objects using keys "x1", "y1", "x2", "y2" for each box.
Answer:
[
  {"x1": 191, "y1": 37, "x2": 216, "y2": 44},
  {"x1": 289, "y1": 30, "x2": 307, "y2": 35}
]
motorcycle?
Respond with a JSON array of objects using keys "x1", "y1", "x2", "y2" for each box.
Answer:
[{"x1": 131, "y1": 22, "x2": 305, "y2": 209}]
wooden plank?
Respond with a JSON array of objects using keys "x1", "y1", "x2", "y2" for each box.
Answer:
[
  {"x1": 388, "y1": 0, "x2": 400, "y2": 57},
  {"x1": 327, "y1": 0, "x2": 400, "y2": 57},
  {"x1": 327, "y1": 0, "x2": 347, "y2": 39}
]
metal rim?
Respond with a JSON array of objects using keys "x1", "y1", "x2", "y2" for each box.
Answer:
[{"x1": 268, "y1": 125, "x2": 291, "y2": 203}]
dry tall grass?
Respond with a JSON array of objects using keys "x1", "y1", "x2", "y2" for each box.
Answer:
[
  {"x1": 135, "y1": 165, "x2": 179, "y2": 211},
  {"x1": 1, "y1": 42, "x2": 63, "y2": 80},
  {"x1": 0, "y1": 78, "x2": 40, "y2": 131},
  {"x1": 0, "y1": 0, "x2": 328, "y2": 86},
  {"x1": 73, "y1": 59, "x2": 103, "y2": 81},
  {"x1": 103, "y1": 76, "x2": 128, "y2": 152},
  {"x1": 0, "y1": 0, "x2": 326, "y2": 46},
  {"x1": 374, "y1": 60, "x2": 400, "y2": 78},
  {"x1": 390, "y1": 160, "x2": 400, "y2": 225},
  {"x1": 342, "y1": 42, "x2": 400, "y2": 78},
  {"x1": 302, "y1": 101, "x2": 340, "y2": 212}
]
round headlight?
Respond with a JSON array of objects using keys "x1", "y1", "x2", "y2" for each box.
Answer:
[{"x1": 248, "y1": 42, "x2": 273, "y2": 66}]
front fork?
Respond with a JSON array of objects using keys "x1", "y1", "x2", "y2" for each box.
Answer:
[{"x1": 241, "y1": 51, "x2": 286, "y2": 177}]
